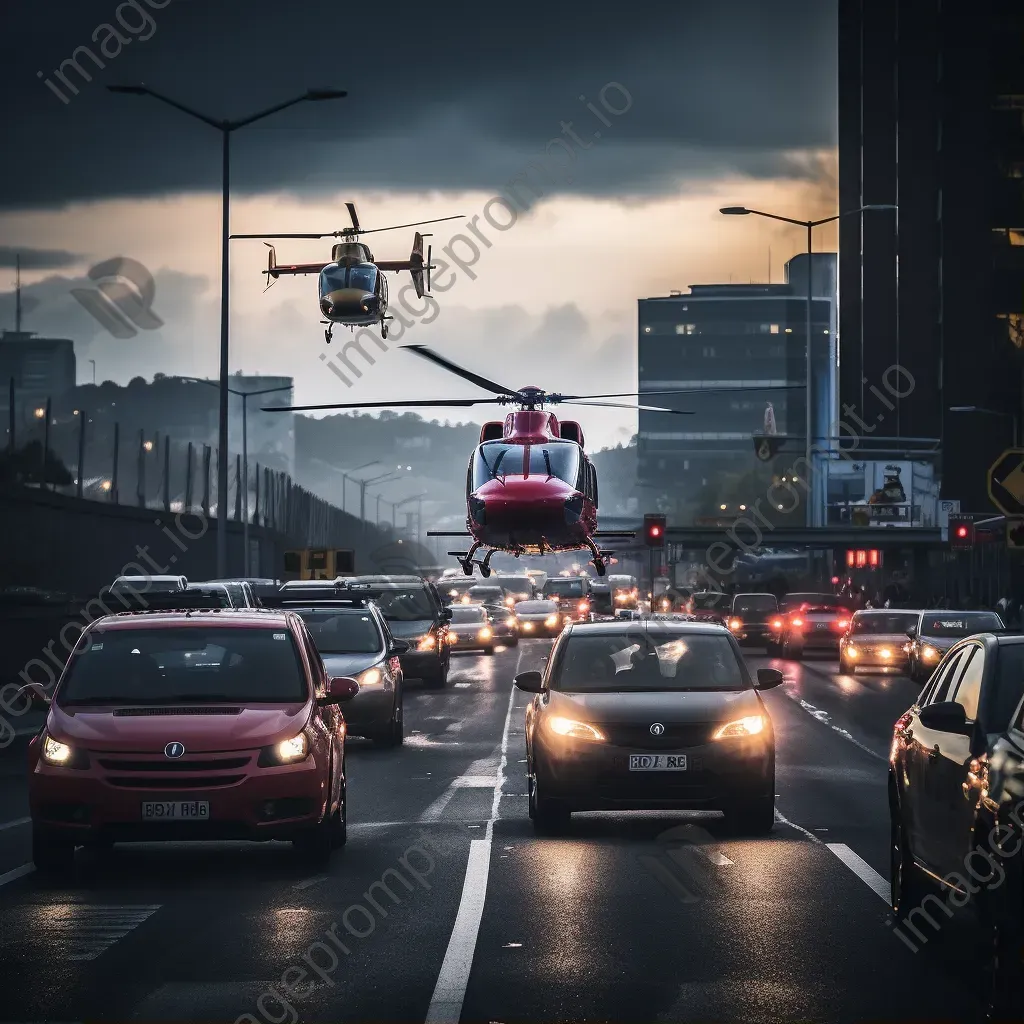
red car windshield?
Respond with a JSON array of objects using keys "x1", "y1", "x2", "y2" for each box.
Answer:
[{"x1": 58, "y1": 626, "x2": 308, "y2": 705}]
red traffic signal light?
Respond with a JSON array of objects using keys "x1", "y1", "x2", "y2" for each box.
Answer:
[
  {"x1": 949, "y1": 514, "x2": 975, "y2": 549},
  {"x1": 643, "y1": 513, "x2": 667, "y2": 547}
]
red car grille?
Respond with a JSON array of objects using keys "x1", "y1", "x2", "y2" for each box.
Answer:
[
  {"x1": 106, "y1": 775, "x2": 245, "y2": 789},
  {"x1": 98, "y1": 758, "x2": 250, "y2": 772},
  {"x1": 96, "y1": 754, "x2": 252, "y2": 790}
]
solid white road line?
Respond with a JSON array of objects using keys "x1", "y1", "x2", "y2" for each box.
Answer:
[
  {"x1": 826, "y1": 842, "x2": 891, "y2": 904},
  {"x1": 0, "y1": 816, "x2": 30, "y2": 831},
  {"x1": 0, "y1": 863, "x2": 34, "y2": 888},
  {"x1": 424, "y1": 673, "x2": 520, "y2": 1024}
]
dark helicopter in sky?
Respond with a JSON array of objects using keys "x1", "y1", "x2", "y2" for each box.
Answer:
[{"x1": 231, "y1": 203, "x2": 464, "y2": 343}]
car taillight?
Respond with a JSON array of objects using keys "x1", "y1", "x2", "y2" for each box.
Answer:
[
  {"x1": 791, "y1": 617, "x2": 804, "y2": 628},
  {"x1": 728, "y1": 617, "x2": 742, "y2": 630},
  {"x1": 835, "y1": 619, "x2": 850, "y2": 630},
  {"x1": 578, "y1": 600, "x2": 589, "y2": 613},
  {"x1": 771, "y1": 618, "x2": 783, "y2": 629}
]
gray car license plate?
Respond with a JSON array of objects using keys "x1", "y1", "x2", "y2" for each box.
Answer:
[
  {"x1": 141, "y1": 800, "x2": 210, "y2": 820},
  {"x1": 629, "y1": 754, "x2": 687, "y2": 771}
]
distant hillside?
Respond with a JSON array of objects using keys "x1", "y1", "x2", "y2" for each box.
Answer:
[{"x1": 295, "y1": 412, "x2": 480, "y2": 527}]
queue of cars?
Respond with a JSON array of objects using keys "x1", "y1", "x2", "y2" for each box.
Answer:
[{"x1": 22, "y1": 572, "x2": 523, "y2": 875}]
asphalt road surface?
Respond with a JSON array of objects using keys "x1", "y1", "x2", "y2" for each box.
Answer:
[{"x1": 0, "y1": 641, "x2": 992, "y2": 1023}]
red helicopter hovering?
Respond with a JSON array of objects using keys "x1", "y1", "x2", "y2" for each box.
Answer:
[{"x1": 265, "y1": 346, "x2": 794, "y2": 576}]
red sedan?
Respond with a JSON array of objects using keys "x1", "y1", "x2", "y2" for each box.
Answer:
[{"x1": 25, "y1": 607, "x2": 357, "y2": 875}]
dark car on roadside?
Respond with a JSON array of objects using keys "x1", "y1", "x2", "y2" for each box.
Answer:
[
  {"x1": 24, "y1": 600, "x2": 356, "y2": 874},
  {"x1": 888, "y1": 632, "x2": 1024, "y2": 1018},
  {"x1": 345, "y1": 576, "x2": 452, "y2": 688},
  {"x1": 515, "y1": 619, "x2": 782, "y2": 833},
  {"x1": 906, "y1": 609, "x2": 1005, "y2": 682},
  {"x1": 725, "y1": 592, "x2": 779, "y2": 647}
]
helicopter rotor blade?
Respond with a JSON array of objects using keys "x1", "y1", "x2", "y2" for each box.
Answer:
[
  {"x1": 346, "y1": 202, "x2": 361, "y2": 233},
  {"x1": 562, "y1": 400, "x2": 695, "y2": 415},
  {"x1": 230, "y1": 232, "x2": 327, "y2": 239},
  {"x1": 261, "y1": 397, "x2": 502, "y2": 413},
  {"x1": 402, "y1": 345, "x2": 521, "y2": 398},
  {"x1": 552, "y1": 384, "x2": 807, "y2": 400},
  {"x1": 356, "y1": 215, "x2": 467, "y2": 235}
]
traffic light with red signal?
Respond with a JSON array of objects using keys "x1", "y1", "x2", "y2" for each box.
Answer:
[
  {"x1": 949, "y1": 514, "x2": 975, "y2": 549},
  {"x1": 643, "y1": 513, "x2": 667, "y2": 547}
]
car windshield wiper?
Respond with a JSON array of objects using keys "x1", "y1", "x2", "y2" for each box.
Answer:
[{"x1": 541, "y1": 448, "x2": 553, "y2": 480}]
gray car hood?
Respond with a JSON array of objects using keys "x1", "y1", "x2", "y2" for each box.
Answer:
[{"x1": 321, "y1": 653, "x2": 383, "y2": 677}]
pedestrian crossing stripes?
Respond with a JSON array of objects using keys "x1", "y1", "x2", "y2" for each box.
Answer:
[{"x1": 27, "y1": 904, "x2": 160, "y2": 961}]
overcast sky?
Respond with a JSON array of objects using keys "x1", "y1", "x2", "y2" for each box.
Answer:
[{"x1": 0, "y1": 0, "x2": 839, "y2": 449}]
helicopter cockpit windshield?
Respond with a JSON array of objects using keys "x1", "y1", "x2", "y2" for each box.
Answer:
[
  {"x1": 472, "y1": 441, "x2": 581, "y2": 489},
  {"x1": 319, "y1": 264, "x2": 378, "y2": 294}
]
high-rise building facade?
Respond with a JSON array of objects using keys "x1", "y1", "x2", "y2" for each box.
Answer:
[
  {"x1": 839, "y1": 0, "x2": 1024, "y2": 512},
  {"x1": 637, "y1": 253, "x2": 837, "y2": 523}
]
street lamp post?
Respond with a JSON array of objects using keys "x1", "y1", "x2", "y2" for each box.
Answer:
[
  {"x1": 949, "y1": 406, "x2": 1020, "y2": 448},
  {"x1": 109, "y1": 84, "x2": 347, "y2": 577},
  {"x1": 180, "y1": 377, "x2": 292, "y2": 574},
  {"x1": 393, "y1": 493, "x2": 428, "y2": 537},
  {"x1": 720, "y1": 203, "x2": 897, "y2": 526}
]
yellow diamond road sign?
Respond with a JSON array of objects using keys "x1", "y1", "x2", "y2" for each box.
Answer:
[{"x1": 988, "y1": 448, "x2": 1024, "y2": 516}]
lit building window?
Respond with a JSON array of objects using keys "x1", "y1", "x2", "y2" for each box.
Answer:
[
  {"x1": 675, "y1": 324, "x2": 697, "y2": 335},
  {"x1": 770, "y1": 324, "x2": 780, "y2": 334}
]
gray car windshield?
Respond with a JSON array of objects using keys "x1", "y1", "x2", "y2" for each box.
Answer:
[
  {"x1": 516, "y1": 601, "x2": 557, "y2": 614},
  {"x1": 371, "y1": 588, "x2": 436, "y2": 622},
  {"x1": 551, "y1": 632, "x2": 747, "y2": 693},
  {"x1": 58, "y1": 627, "x2": 307, "y2": 705},
  {"x1": 291, "y1": 609, "x2": 382, "y2": 654},
  {"x1": 852, "y1": 613, "x2": 919, "y2": 634},
  {"x1": 449, "y1": 606, "x2": 487, "y2": 623},
  {"x1": 922, "y1": 613, "x2": 1002, "y2": 636}
]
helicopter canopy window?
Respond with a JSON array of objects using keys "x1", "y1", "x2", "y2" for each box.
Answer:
[
  {"x1": 319, "y1": 265, "x2": 378, "y2": 293},
  {"x1": 472, "y1": 442, "x2": 580, "y2": 489}
]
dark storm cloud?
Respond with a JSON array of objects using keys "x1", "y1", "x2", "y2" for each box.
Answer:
[
  {"x1": 0, "y1": 0, "x2": 837, "y2": 210},
  {"x1": 0, "y1": 247, "x2": 81, "y2": 269}
]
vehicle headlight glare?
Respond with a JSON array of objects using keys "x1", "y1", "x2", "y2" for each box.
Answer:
[
  {"x1": 417, "y1": 634, "x2": 436, "y2": 651},
  {"x1": 544, "y1": 615, "x2": 558, "y2": 627},
  {"x1": 548, "y1": 716, "x2": 604, "y2": 741},
  {"x1": 506, "y1": 616, "x2": 517, "y2": 627},
  {"x1": 923, "y1": 645, "x2": 940, "y2": 660},
  {"x1": 713, "y1": 716, "x2": 765, "y2": 740},
  {"x1": 358, "y1": 667, "x2": 382, "y2": 686},
  {"x1": 42, "y1": 734, "x2": 74, "y2": 765},
  {"x1": 478, "y1": 627, "x2": 492, "y2": 640},
  {"x1": 847, "y1": 646, "x2": 858, "y2": 658},
  {"x1": 275, "y1": 732, "x2": 308, "y2": 763}
]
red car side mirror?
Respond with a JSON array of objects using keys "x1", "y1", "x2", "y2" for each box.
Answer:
[{"x1": 323, "y1": 677, "x2": 359, "y2": 704}]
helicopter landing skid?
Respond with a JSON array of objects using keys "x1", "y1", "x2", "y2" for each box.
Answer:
[
  {"x1": 583, "y1": 537, "x2": 611, "y2": 576},
  {"x1": 457, "y1": 542, "x2": 481, "y2": 576},
  {"x1": 322, "y1": 321, "x2": 334, "y2": 344}
]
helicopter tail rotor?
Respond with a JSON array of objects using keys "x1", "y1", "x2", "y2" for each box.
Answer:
[
  {"x1": 410, "y1": 232, "x2": 427, "y2": 299},
  {"x1": 262, "y1": 243, "x2": 279, "y2": 292}
]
